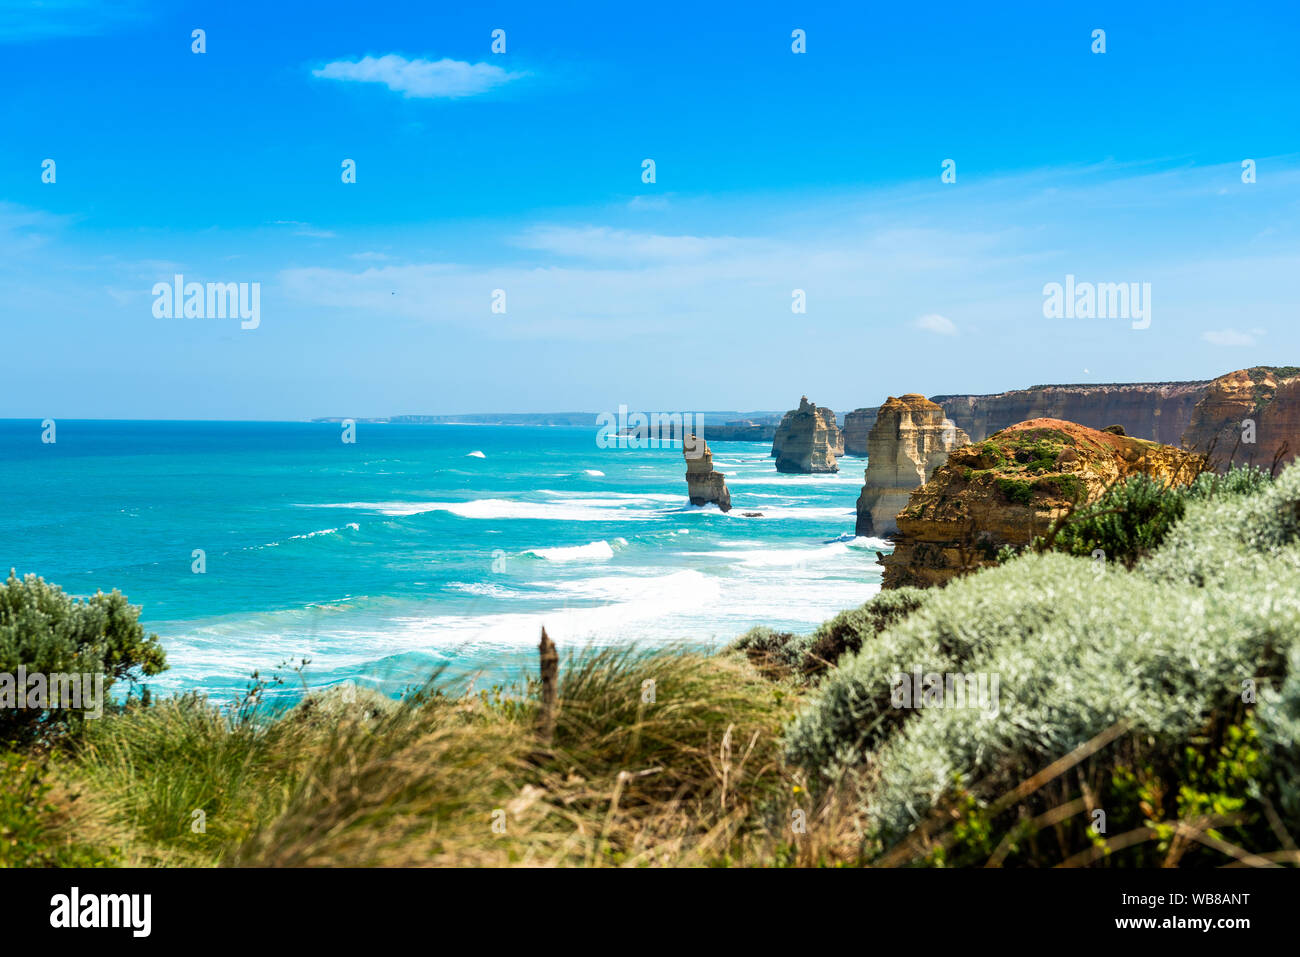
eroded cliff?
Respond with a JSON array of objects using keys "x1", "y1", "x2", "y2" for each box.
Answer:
[
  {"x1": 1181, "y1": 366, "x2": 1300, "y2": 470},
  {"x1": 932, "y1": 381, "x2": 1211, "y2": 444},
  {"x1": 880, "y1": 419, "x2": 1203, "y2": 589}
]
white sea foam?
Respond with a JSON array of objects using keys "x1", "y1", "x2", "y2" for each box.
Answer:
[
  {"x1": 446, "y1": 582, "x2": 521, "y2": 598},
  {"x1": 288, "y1": 523, "x2": 359, "y2": 540},
  {"x1": 536, "y1": 490, "x2": 680, "y2": 503},
  {"x1": 542, "y1": 568, "x2": 713, "y2": 603},
  {"x1": 149, "y1": 563, "x2": 882, "y2": 696},
  {"x1": 467, "y1": 451, "x2": 486, "y2": 458},
  {"x1": 258, "y1": 523, "x2": 361, "y2": 547},
  {"x1": 686, "y1": 540, "x2": 856, "y2": 567},
  {"x1": 525, "y1": 540, "x2": 616, "y2": 562},
  {"x1": 847, "y1": 535, "x2": 892, "y2": 550},
  {"x1": 302, "y1": 499, "x2": 665, "y2": 521}
]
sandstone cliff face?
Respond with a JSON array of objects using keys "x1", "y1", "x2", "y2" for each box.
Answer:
[
  {"x1": 771, "y1": 396, "x2": 842, "y2": 473},
  {"x1": 1180, "y1": 366, "x2": 1300, "y2": 470},
  {"x1": 854, "y1": 395, "x2": 969, "y2": 538},
  {"x1": 932, "y1": 381, "x2": 1211, "y2": 444},
  {"x1": 684, "y1": 435, "x2": 731, "y2": 511},
  {"x1": 842, "y1": 407, "x2": 879, "y2": 456},
  {"x1": 880, "y1": 419, "x2": 1202, "y2": 589}
]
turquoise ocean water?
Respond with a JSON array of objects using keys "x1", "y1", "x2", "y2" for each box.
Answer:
[{"x1": 0, "y1": 420, "x2": 888, "y2": 701}]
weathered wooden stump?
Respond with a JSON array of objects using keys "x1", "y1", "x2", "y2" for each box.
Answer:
[{"x1": 537, "y1": 627, "x2": 558, "y2": 746}]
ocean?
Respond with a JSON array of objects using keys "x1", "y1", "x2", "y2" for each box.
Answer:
[{"x1": 0, "y1": 420, "x2": 888, "y2": 702}]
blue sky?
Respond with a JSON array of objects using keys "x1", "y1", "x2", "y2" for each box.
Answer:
[{"x1": 1, "y1": 0, "x2": 1298, "y2": 419}]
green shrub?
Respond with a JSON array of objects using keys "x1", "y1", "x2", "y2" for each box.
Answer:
[
  {"x1": 1140, "y1": 462, "x2": 1300, "y2": 589},
  {"x1": 1187, "y1": 462, "x2": 1275, "y2": 500},
  {"x1": 1051, "y1": 473, "x2": 1188, "y2": 567},
  {"x1": 0, "y1": 571, "x2": 167, "y2": 743},
  {"x1": 1257, "y1": 645, "x2": 1300, "y2": 831},
  {"x1": 799, "y1": 588, "x2": 929, "y2": 679},
  {"x1": 927, "y1": 713, "x2": 1271, "y2": 868},
  {"x1": 1031, "y1": 474, "x2": 1085, "y2": 501},
  {"x1": 994, "y1": 478, "x2": 1033, "y2": 506},
  {"x1": 733, "y1": 626, "x2": 809, "y2": 676},
  {"x1": 1050, "y1": 464, "x2": 1272, "y2": 569},
  {"x1": 735, "y1": 587, "x2": 930, "y2": 682}
]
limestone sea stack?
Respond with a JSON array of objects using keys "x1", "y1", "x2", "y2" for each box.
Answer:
[
  {"x1": 842, "y1": 407, "x2": 879, "y2": 456},
  {"x1": 855, "y1": 394, "x2": 969, "y2": 537},
  {"x1": 771, "y1": 396, "x2": 842, "y2": 473},
  {"x1": 684, "y1": 434, "x2": 732, "y2": 511},
  {"x1": 880, "y1": 418, "x2": 1203, "y2": 589}
]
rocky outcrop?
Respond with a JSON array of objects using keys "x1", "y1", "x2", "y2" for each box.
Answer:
[
  {"x1": 1180, "y1": 366, "x2": 1300, "y2": 470},
  {"x1": 771, "y1": 396, "x2": 842, "y2": 473},
  {"x1": 881, "y1": 419, "x2": 1203, "y2": 589},
  {"x1": 684, "y1": 435, "x2": 731, "y2": 511},
  {"x1": 842, "y1": 407, "x2": 879, "y2": 456},
  {"x1": 932, "y1": 381, "x2": 1212, "y2": 444},
  {"x1": 708, "y1": 418, "x2": 781, "y2": 442},
  {"x1": 854, "y1": 395, "x2": 969, "y2": 538}
]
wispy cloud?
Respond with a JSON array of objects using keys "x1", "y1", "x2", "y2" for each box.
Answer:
[
  {"x1": 311, "y1": 54, "x2": 526, "y2": 99},
  {"x1": 513, "y1": 226, "x2": 764, "y2": 264},
  {"x1": 913, "y1": 313, "x2": 958, "y2": 336},
  {"x1": 1203, "y1": 328, "x2": 1264, "y2": 346},
  {"x1": 627, "y1": 195, "x2": 671, "y2": 212},
  {"x1": 276, "y1": 219, "x2": 1015, "y2": 342},
  {"x1": 0, "y1": 201, "x2": 69, "y2": 255},
  {"x1": 269, "y1": 220, "x2": 336, "y2": 239}
]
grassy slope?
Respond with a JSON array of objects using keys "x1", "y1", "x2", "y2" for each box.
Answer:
[{"x1": 8, "y1": 649, "x2": 844, "y2": 867}]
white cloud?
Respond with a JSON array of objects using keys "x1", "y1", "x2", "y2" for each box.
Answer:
[
  {"x1": 513, "y1": 225, "x2": 763, "y2": 263},
  {"x1": 913, "y1": 313, "x2": 958, "y2": 336},
  {"x1": 312, "y1": 55, "x2": 525, "y2": 99},
  {"x1": 1202, "y1": 328, "x2": 1260, "y2": 346}
]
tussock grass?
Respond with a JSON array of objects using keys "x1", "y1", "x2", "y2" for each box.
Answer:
[
  {"x1": 68, "y1": 691, "x2": 322, "y2": 865},
  {"x1": 40, "y1": 647, "x2": 859, "y2": 867}
]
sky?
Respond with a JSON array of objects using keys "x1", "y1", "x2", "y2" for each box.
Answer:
[{"x1": 1, "y1": 0, "x2": 1298, "y2": 419}]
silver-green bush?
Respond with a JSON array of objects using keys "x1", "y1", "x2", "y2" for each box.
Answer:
[
  {"x1": 785, "y1": 461, "x2": 1300, "y2": 845},
  {"x1": 1257, "y1": 644, "x2": 1300, "y2": 826},
  {"x1": 734, "y1": 586, "x2": 929, "y2": 681}
]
